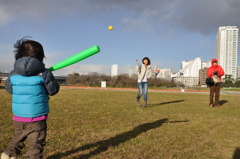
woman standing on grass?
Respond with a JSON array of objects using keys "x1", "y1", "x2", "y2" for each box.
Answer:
[
  {"x1": 207, "y1": 59, "x2": 224, "y2": 108},
  {"x1": 135, "y1": 57, "x2": 152, "y2": 107}
]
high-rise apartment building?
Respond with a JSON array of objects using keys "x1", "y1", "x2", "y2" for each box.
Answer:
[
  {"x1": 180, "y1": 57, "x2": 210, "y2": 77},
  {"x1": 111, "y1": 64, "x2": 118, "y2": 77},
  {"x1": 172, "y1": 58, "x2": 210, "y2": 86},
  {"x1": 216, "y1": 26, "x2": 239, "y2": 79},
  {"x1": 237, "y1": 66, "x2": 240, "y2": 78},
  {"x1": 157, "y1": 68, "x2": 171, "y2": 80}
]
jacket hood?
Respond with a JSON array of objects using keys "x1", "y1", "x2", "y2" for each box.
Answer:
[
  {"x1": 211, "y1": 59, "x2": 218, "y2": 65},
  {"x1": 211, "y1": 59, "x2": 218, "y2": 68},
  {"x1": 14, "y1": 56, "x2": 45, "y2": 76}
]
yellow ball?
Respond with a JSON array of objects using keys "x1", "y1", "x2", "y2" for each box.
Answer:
[{"x1": 108, "y1": 26, "x2": 113, "y2": 30}]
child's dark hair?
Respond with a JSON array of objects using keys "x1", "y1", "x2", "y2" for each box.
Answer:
[
  {"x1": 142, "y1": 57, "x2": 151, "y2": 65},
  {"x1": 14, "y1": 38, "x2": 45, "y2": 62}
]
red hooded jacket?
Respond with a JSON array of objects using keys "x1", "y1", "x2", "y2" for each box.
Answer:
[{"x1": 207, "y1": 59, "x2": 224, "y2": 79}]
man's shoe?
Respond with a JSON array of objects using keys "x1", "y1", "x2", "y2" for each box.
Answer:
[
  {"x1": 215, "y1": 105, "x2": 221, "y2": 108},
  {"x1": 209, "y1": 104, "x2": 214, "y2": 107}
]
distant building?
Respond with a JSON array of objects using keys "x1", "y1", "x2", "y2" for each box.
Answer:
[
  {"x1": 54, "y1": 76, "x2": 67, "y2": 85},
  {"x1": 181, "y1": 57, "x2": 202, "y2": 77},
  {"x1": 172, "y1": 57, "x2": 210, "y2": 86},
  {"x1": 202, "y1": 61, "x2": 211, "y2": 69},
  {"x1": 111, "y1": 64, "x2": 118, "y2": 77},
  {"x1": 0, "y1": 73, "x2": 9, "y2": 84},
  {"x1": 237, "y1": 66, "x2": 240, "y2": 78},
  {"x1": 216, "y1": 26, "x2": 239, "y2": 79},
  {"x1": 199, "y1": 68, "x2": 208, "y2": 85},
  {"x1": 171, "y1": 72, "x2": 182, "y2": 78},
  {"x1": 150, "y1": 66, "x2": 160, "y2": 78},
  {"x1": 180, "y1": 57, "x2": 210, "y2": 78},
  {"x1": 128, "y1": 68, "x2": 134, "y2": 77},
  {"x1": 157, "y1": 68, "x2": 171, "y2": 80},
  {"x1": 172, "y1": 77, "x2": 199, "y2": 87},
  {"x1": 0, "y1": 73, "x2": 66, "y2": 85}
]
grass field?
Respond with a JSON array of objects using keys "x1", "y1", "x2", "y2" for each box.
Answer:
[{"x1": 1, "y1": 87, "x2": 240, "y2": 159}]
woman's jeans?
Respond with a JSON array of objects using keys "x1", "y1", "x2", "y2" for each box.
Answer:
[{"x1": 136, "y1": 82, "x2": 148, "y2": 101}]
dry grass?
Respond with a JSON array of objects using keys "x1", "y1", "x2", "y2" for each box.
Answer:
[{"x1": 1, "y1": 87, "x2": 240, "y2": 159}]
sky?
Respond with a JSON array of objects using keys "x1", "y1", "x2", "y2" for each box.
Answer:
[{"x1": 0, "y1": 0, "x2": 240, "y2": 76}]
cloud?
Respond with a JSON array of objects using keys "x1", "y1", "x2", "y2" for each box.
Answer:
[
  {"x1": 122, "y1": 9, "x2": 160, "y2": 32},
  {"x1": 92, "y1": 0, "x2": 240, "y2": 34},
  {"x1": 1, "y1": 0, "x2": 239, "y2": 34},
  {"x1": 0, "y1": 6, "x2": 12, "y2": 25},
  {"x1": 52, "y1": 64, "x2": 135, "y2": 76},
  {"x1": 0, "y1": 44, "x2": 133, "y2": 76},
  {"x1": 51, "y1": 64, "x2": 110, "y2": 76},
  {"x1": 0, "y1": 0, "x2": 239, "y2": 75},
  {"x1": 0, "y1": 0, "x2": 85, "y2": 26},
  {"x1": 176, "y1": 0, "x2": 240, "y2": 34},
  {"x1": 0, "y1": 44, "x2": 14, "y2": 72}
]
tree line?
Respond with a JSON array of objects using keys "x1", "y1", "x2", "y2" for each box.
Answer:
[
  {"x1": 66, "y1": 72, "x2": 176, "y2": 88},
  {"x1": 1, "y1": 71, "x2": 239, "y2": 88},
  {"x1": 222, "y1": 75, "x2": 240, "y2": 87}
]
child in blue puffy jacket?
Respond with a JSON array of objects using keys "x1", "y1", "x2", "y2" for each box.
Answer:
[{"x1": 1, "y1": 38, "x2": 60, "y2": 159}]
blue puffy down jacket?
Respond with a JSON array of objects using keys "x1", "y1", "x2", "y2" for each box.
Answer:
[{"x1": 5, "y1": 57, "x2": 60, "y2": 118}]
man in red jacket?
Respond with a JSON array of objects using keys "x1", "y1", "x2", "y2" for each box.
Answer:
[{"x1": 207, "y1": 59, "x2": 224, "y2": 107}]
